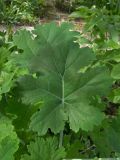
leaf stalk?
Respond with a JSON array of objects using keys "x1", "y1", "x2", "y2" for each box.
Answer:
[{"x1": 59, "y1": 76, "x2": 65, "y2": 148}]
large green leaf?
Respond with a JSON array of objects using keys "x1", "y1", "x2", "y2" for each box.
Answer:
[
  {"x1": 0, "y1": 115, "x2": 19, "y2": 160},
  {"x1": 21, "y1": 137, "x2": 66, "y2": 160},
  {"x1": 13, "y1": 22, "x2": 112, "y2": 135}
]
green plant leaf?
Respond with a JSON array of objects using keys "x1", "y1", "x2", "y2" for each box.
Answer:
[
  {"x1": 99, "y1": 49, "x2": 120, "y2": 63},
  {"x1": 70, "y1": 6, "x2": 91, "y2": 18},
  {"x1": 21, "y1": 137, "x2": 66, "y2": 160},
  {"x1": 66, "y1": 101, "x2": 105, "y2": 132},
  {"x1": 0, "y1": 47, "x2": 16, "y2": 100},
  {"x1": 91, "y1": 126, "x2": 113, "y2": 157},
  {"x1": 109, "y1": 88, "x2": 120, "y2": 103},
  {"x1": 4, "y1": 99, "x2": 40, "y2": 130},
  {"x1": 0, "y1": 47, "x2": 10, "y2": 69},
  {"x1": 0, "y1": 70, "x2": 16, "y2": 94},
  {"x1": 91, "y1": 113, "x2": 120, "y2": 156},
  {"x1": 0, "y1": 115, "x2": 19, "y2": 160},
  {"x1": 13, "y1": 23, "x2": 112, "y2": 135},
  {"x1": 111, "y1": 63, "x2": 120, "y2": 79},
  {"x1": 0, "y1": 137, "x2": 19, "y2": 160}
]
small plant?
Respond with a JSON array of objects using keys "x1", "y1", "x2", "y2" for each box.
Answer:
[{"x1": 0, "y1": 0, "x2": 36, "y2": 24}]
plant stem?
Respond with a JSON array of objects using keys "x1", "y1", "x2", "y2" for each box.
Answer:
[
  {"x1": 59, "y1": 76, "x2": 64, "y2": 148},
  {"x1": 59, "y1": 130, "x2": 64, "y2": 148},
  {"x1": 80, "y1": 145, "x2": 96, "y2": 154},
  {"x1": 62, "y1": 76, "x2": 64, "y2": 107}
]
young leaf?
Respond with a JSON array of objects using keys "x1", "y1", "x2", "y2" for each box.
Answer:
[
  {"x1": 21, "y1": 137, "x2": 66, "y2": 160},
  {"x1": 0, "y1": 115, "x2": 19, "y2": 160},
  {"x1": 0, "y1": 137, "x2": 19, "y2": 160},
  {"x1": 0, "y1": 47, "x2": 16, "y2": 100},
  {"x1": 111, "y1": 63, "x2": 120, "y2": 79},
  {"x1": 109, "y1": 88, "x2": 120, "y2": 104}
]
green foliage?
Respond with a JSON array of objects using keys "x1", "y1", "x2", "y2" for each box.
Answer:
[
  {"x1": 70, "y1": 0, "x2": 120, "y2": 157},
  {"x1": 21, "y1": 137, "x2": 66, "y2": 160},
  {"x1": 0, "y1": 115, "x2": 19, "y2": 160},
  {"x1": 0, "y1": 0, "x2": 36, "y2": 24},
  {"x1": 71, "y1": 7, "x2": 120, "y2": 48},
  {"x1": 0, "y1": 21, "x2": 120, "y2": 159},
  {"x1": 0, "y1": 0, "x2": 65, "y2": 24},
  {"x1": 91, "y1": 114, "x2": 120, "y2": 156},
  {"x1": 109, "y1": 88, "x2": 120, "y2": 103},
  {"x1": 0, "y1": 46, "x2": 16, "y2": 100},
  {"x1": 71, "y1": 0, "x2": 120, "y2": 13},
  {"x1": 111, "y1": 64, "x2": 120, "y2": 79},
  {"x1": 70, "y1": 4, "x2": 120, "y2": 52}
]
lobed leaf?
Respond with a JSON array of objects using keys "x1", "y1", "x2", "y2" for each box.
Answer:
[
  {"x1": 0, "y1": 115, "x2": 19, "y2": 160},
  {"x1": 13, "y1": 22, "x2": 112, "y2": 135},
  {"x1": 21, "y1": 137, "x2": 66, "y2": 160}
]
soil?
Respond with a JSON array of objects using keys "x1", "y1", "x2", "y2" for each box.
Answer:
[{"x1": 0, "y1": 11, "x2": 84, "y2": 32}]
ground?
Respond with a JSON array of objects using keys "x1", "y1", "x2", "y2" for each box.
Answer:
[{"x1": 0, "y1": 11, "x2": 84, "y2": 32}]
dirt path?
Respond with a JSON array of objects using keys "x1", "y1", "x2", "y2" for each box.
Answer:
[{"x1": 0, "y1": 12, "x2": 84, "y2": 32}]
